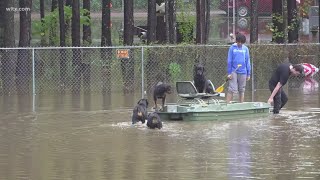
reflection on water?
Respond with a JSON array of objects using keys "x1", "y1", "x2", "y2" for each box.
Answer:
[
  {"x1": 228, "y1": 123, "x2": 251, "y2": 179},
  {"x1": 0, "y1": 89, "x2": 320, "y2": 179}
]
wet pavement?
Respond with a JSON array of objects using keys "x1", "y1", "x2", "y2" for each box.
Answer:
[{"x1": 0, "y1": 84, "x2": 319, "y2": 180}]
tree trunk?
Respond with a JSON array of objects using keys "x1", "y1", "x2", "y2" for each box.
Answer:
[
  {"x1": 156, "y1": 0, "x2": 166, "y2": 43},
  {"x1": 147, "y1": 0, "x2": 157, "y2": 91},
  {"x1": 58, "y1": 0, "x2": 66, "y2": 89},
  {"x1": 83, "y1": 0, "x2": 91, "y2": 45},
  {"x1": 16, "y1": 0, "x2": 32, "y2": 95},
  {"x1": 1, "y1": 0, "x2": 16, "y2": 95},
  {"x1": 40, "y1": 0, "x2": 45, "y2": 19},
  {"x1": 65, "y1": 0, "x2": 72, "y2": 46},
  {"x1": 82, "y1": 0, "x2": 92, "y2": 92},
  {"x1": 101, "y1": 0, "x2": 112, "y2": 94},
  {"x1": 167, "y1": 0, "x2": 176, "y2": 44},
  {"x1": 51, "y1": 0, "x2": 57, "y2": 11},
  {"x1": 250, "y1": 0, "x2": 258, "y2": 43},
  {"x1": 287, "y1": 0, "x2": 298, "y2": 43},
  {"x1": 148, "y1": 0, "x2": 157, "y2": 43},
  {"x1": 272, "y1": 0, "x2": 284, "y2": 43},
  {"x1": 196, "y1": 0, "x2": 200, "y2": 43},
  {"x1": 122, "y1": 0, "x2": 135, "y2": 93},
  {"x1": 0, "y1": 1, "x2": 5, "y2": 47},
  {"x1": 39, "y1": 0, "x2": 46, "y2": 45},
  {"x1": 205, "y1": 0, "x2": 210, "y2": 43},
  {"x1": 72, "y1": 0, "x2": 82, "y2": 93},
  {"x1": 124, "y1": 0, "x2": 134, "y2": 46},
  {"x1": 196, "y1": 0, "x2": 206, "y2": 44},
  {"x1": 58, "y1": 0, "x2": 65, "y2": 48},
  {"x1": 72, "y1": 0, "x2": 81, "y2": 47},
  {"x1": 49, "y1": 0, "x2": 58, "y2": 46}
]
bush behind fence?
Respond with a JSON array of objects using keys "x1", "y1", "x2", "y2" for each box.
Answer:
[{"x1": 0, "y1": 44, "x2": 319, "y2": 96}]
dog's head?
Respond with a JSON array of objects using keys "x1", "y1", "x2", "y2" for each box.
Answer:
[
  {"x1": 137, "y1": 98, "x2": 149, "y2": 108},
  {"x1": 147, "y1": 112, "x2": 162, "y2": 129},
  {"x1": 164, "y1": 84, "x2": 172, "y2": 94},
  {"x1": 194, "y1": 64, "x2": 205, "y2": 76}
]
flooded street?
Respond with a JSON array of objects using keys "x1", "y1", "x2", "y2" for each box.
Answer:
[{"x1": 0, "y1": 88, "x2": 319, "y2": 180}]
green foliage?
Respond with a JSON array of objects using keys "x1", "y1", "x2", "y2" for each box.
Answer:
[
  {"x1": 287, "y1": 9, "x2": 299, "y2": 32},
  {"x1": 267, "y1": 13, "x2": 285, "y2": 40},
  {"x1": 33, "y1": 6, "x2": 91, "y2": 46},
  {"x1": 176, "y1": 0, "x2": 196, "y2": 43},
  {"x1": 168, "y1": 62, "x2": 182, "y2": 82}
]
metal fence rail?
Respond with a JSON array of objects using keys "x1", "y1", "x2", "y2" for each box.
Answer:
[{"x1": 0, "y1": 44, "x2": 319, "y2": 110}]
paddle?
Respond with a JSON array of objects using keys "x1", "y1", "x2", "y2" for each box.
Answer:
[{"x1": 215, "y1": 64, "x2": 242, "y2": 93}]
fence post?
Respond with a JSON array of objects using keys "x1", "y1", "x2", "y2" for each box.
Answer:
[
  {"x1": 141, "y1": 46, "x2": 144, "y2": 99},
  {"x1": 32, "y1": 48, "x2": 36, "y2": 112}
]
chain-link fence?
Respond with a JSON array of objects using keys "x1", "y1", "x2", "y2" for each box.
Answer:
[{"x1": 1, "y1": 44, "x2": 319, "y2": 97}]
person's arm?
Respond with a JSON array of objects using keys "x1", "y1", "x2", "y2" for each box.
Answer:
[
  {"x1": 268, "y1": 82, "x2": 282, "y2": 103},
  {"x1": 245, "y1": 47, "x2": 251, "y2": 80}
]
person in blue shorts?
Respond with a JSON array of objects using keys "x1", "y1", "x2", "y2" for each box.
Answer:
[{"x1": 226, "y1": 33, "x2": 251, "y2": 103}]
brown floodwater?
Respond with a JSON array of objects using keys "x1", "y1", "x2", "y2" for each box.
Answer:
[{"x1": 0, "y1": 85, "x2": 320, "y2": 179}]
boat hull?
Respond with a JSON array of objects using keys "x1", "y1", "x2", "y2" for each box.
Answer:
[{"x1": 157, "y1": 102, "x2": 271, "y2": 121}]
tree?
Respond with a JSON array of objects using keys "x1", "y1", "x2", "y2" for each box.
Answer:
[
  {"x1": 204, "y1": 0, "x2": 210, "y2": 43},
  {"x1": 65, "y1": 0, "x2": 72, "y2": 45},
  {"x1": 0, "y1": 0, "x2": 4, "y2": 47},
  {"x1": 101, "y1": 0, "x2": 112, "y2": 93},
  {"x1": 40, "y1": 0, "x2": 45, "y2": 45},
  {"x1": 58, "y1": 0, "x2": 66, "y2": 88},
  {"x1": 1, "y1": 0, "x2": 16, "y2": 95},
  {"x1": 71, "y1": 0, "x2": 82, "y2": 93},
  {"x1": 83, "y1": 0, "x2": 91, "y2": 45},
  {"x1": 124, "y1": 0, "x2": 134, "y2": 46},
  {"x1": 147, "y1": 0, "x2": 157, "y2": 43},
  {"x1": 16, "y1": 0, "x2": 32, "y2": 94},
  {"x1": 287, "y1": 0, "x2": 298, "y2": 43},
  {"x1": 49, "y1": 0, "x2": 58, "y2": 45},
  {"x1": 147, "y1": 0, "x2": 158, "y2": 90},
  {"x1": 122, "y1": 0, "x2": 135, "y2": 93},
  {"x1": 82, "y1": 0, "x2": 92, "y2": 91},
  {"x1": 272, "y1": 0, "x2": 284, "y2": 43},
  {"x1": 250, "y1": 0, "x2": 258, "y2": 43},
  {"x1": 166, "y1": 0, "x2": 176, "y2": 43},
  {"x1": 196, "y1": 0, "x2": 207, "y2": 44},
  {"x1": 156, "y1": 0, "x2": 166, "y2": 43},
  {"x1": 40, "y1": 0, "x2": 44, "y2": 20}
]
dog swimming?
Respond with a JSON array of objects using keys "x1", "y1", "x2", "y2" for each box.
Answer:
[
  {"x1": 132, "y1": 99, "x2": 149, "y2": 124},
  {"x1": 146, "y1": 112, "x2": 163, "y2": 129}
]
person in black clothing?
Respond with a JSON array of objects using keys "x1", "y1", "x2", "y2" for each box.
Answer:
[{"x1": 268, "y1": 63, "x2": 304, "y2": 114}]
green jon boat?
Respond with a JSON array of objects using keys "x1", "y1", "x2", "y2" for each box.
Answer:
[{"x1": 156, "y1": 81, "x2": 271, "y2": 121}]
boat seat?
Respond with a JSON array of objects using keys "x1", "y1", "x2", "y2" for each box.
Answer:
[{"x1": 176, "y1": 81, "x2": 219, "y2": 99}]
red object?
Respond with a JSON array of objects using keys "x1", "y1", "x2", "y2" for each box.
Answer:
[{"x1": 302, "y1": 63, "x2": 319, "y2": 78}]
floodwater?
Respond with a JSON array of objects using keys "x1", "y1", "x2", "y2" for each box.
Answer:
[{"x1": 0, "y1": 86, "x2": 320, "y2": 179}]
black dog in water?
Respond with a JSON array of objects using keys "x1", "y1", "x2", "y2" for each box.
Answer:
[
  {"x1": 132, "y1": 99, "x2": 149, "y2": 124},
  {"x1": 147, "y1": 112, "x2": 162, "y2": 129},
  {"x1": 153, "y1": 82, "x2": 172, "y2": 111}
]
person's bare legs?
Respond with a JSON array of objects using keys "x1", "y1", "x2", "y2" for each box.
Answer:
[
  {"x1": 238, "y1": 74, "x2": 247, "y2": 103},
  {"x1": 239, "y1": 92, "x2": 244, "y2": 103},
  {"x1": 226, "y1": 93, "x2": 233, "y2": 103},
  {"x1": 227, "y1": 72, "x2": 237, "y2": 104}
]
